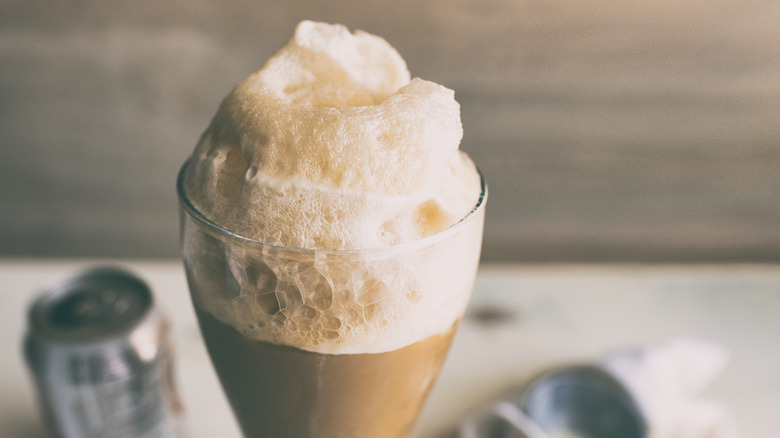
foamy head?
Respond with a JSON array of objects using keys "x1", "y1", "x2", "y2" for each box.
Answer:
[{"x1": 180, "y1": 21, "x2": 484, "y2": 353}]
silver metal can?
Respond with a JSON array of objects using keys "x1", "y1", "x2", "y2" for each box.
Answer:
[{"x1": 23, "y1": 266, "x2": 184, "y2": 438}]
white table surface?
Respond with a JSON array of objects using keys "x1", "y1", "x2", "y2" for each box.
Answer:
[{"x1": 1, "y1": 260, "x2": 778, "y2": 438}]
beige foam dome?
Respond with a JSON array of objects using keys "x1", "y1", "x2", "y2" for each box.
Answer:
[{"x1": 184, "y1": 20, "x2": 479, "y2": 250}]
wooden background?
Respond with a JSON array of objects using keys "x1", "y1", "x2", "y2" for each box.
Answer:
[{"x1": 1, "y1": 0, "x2": 779, "y2": 262}]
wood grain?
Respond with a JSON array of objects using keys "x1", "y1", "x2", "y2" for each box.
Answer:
[{"x1": 1, "y1": 0, "x2": 778, "y2": 261}]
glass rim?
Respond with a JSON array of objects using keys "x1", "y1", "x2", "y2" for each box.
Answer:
[{"x1": 176, "y1": 159, "x2": 487, "y2": 255}]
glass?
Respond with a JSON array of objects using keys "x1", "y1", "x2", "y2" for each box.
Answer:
[{"x1": 177, "y1": 160, "x2": 486, "y2": 438}]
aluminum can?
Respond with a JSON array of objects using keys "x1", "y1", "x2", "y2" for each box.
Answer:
[{"x1": 23, "y1": 266, "x2": 184, "y2": 438}]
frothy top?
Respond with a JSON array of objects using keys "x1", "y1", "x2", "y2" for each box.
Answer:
[
  {"x1": 181, "y1": 21, "x2": 484, "y2": 354},
  {"x1": 184, "y1": 20, "x2": 480, "y2": 250}
]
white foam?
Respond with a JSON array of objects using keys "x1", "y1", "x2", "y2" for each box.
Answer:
[{"x1": 183, "y1": 21, "x2": 484, "y2": 353}]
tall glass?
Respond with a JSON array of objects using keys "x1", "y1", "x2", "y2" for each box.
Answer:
[{"x1": 177, "y1": 161, "x2": 486, "y2": 438}]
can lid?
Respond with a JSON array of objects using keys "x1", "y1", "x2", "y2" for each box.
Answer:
[
  {"x1": 29, "y1": 267, "x2": 154, "y2": 344},
  {"x1": 519, "y1": 366, "x2": 646, "y2": 438}
]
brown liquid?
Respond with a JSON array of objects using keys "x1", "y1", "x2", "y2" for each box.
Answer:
[{"x1": 194, "y1": 305, "x2": 456, "y2": 438}]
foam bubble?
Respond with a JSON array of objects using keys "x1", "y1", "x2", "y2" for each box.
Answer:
[
  {"x1": 182, "y1": 21, "x2": 483, "y2": 353},
  {"x1": 184, "y1": 209, "x2": 485, "y2": 354}
]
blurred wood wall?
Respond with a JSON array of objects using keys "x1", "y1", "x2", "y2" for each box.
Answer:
[{"x1": 1, "y1": 0, "x2": 779, "y2": 262}]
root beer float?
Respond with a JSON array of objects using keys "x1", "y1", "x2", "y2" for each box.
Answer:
[{"x1": 178, "y1": 21, "x2": 486, "y2": 438}]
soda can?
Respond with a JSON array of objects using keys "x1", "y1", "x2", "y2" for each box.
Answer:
[{"x1": 23, "y1": 266, "x2": 184, "y2": 438}]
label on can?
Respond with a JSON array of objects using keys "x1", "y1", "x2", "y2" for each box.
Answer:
[{"x1": 50, "y1": 348, "x2": 179, "y2": 438}]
